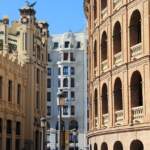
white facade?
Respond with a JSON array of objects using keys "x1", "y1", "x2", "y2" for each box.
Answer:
[{"x1": 47, "y1": 31, "x2": 87, "y2": 150}]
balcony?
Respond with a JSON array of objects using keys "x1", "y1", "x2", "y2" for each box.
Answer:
[
  {"x1": 101, "y1": 7, "x2": 108, "y2": 20},
  {"x1": 114, "y1": 52, "x2": 122, "y2": 65},
  {"x1": 102, "y1": 113, "x2": 109, "y2": 127},
  {"x1": 113, "y1": 0, "x2": 122, "y2": 9},
  {"x1": 131, "y1": 43, "x2": 142, "y2": 59},
  {"x1": 101, "y1": 60, "x2": 108, "y2": 72},
  {"x1": 115, "y1": 110, "x2": 124, "y2": 125},
  {"x1": 132, "y1": 106, "x2": 143, "y2": 123}
]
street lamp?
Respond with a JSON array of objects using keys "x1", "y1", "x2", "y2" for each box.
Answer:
[
  {"x1": 40, "y1": 117, "x2": 47, "y2": 150},
  {"x1": 57, "y1": 90, "x2": 66, "y2": 150}
]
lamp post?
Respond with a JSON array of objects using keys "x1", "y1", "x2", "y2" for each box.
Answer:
[
  {"x1": 40, "y1": 117, "x2": 47, "y2": 150},
  {"x1": 57, "y1": 90, "x2": 66, "y2": 150}
]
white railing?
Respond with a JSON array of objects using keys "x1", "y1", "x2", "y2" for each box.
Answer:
[
  {"x1": 132, "y1": 106, "x2": 143, "y2": 122},
  {"x1": 114, "y1": 51, "x2": 122, "y2": 65},
  {"x1": 94, "y1": 117, "x2": 98, "y2": 128},
  {"x1": 115, "y1": 110, "x2": 124, "y2": 124},
  {"x1": 102, "y1": 113, "x2": 109, "y2": 127},
  {"x1": 113, "y1": 0, "x2": 122, "y2": 8},
  {"x1": 131, "y1": 43, "x2": 142, "y2": 58},
  {"x1": 101, "y1": 7, "x2": 108, "y2": 19},
  {"x1": 101, "y1": 60, "x2": 108, "y2": 72}
]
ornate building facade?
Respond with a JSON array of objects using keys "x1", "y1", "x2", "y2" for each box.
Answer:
[
  {"x1": 0, "y1": 2, "x2": 48, "y2": 150},
  {"x1": 84, "y1": 0, "x2": 150, "y2": 149},
  {"x1": 47, "y1": 32, "x2": 87, "y2": 150}
]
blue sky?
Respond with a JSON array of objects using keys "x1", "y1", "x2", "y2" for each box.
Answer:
[{"x1": 0, "y1": 0, "x2": 86, "y2": 34}]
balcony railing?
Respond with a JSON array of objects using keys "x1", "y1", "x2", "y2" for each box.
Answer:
[
  {"x1": 114, "y1": 51, "x2": 122, "y2": 65},
  {"x1": 101, "y1": 7, "x2": 108, "y2": 19},
  {"x1": 94, "y1": 117, "x2": 98, "y2": 128},
  {"x1": 102, "y1": 113, "x2": 109, "y2": 127},
  {"x1": 115, "y1": 110, "x2": 124, "y2": 125},
  {"x1": 132, "y1": 106, "x2": 143, "y2": 123},
  {"x1": 131, "y1": 43, "x2": 142, "y2": 58},
  {"x1": 101, "y1": 60, "x2": 108, "y2": 72},
  {"x1": 113, "y1": 0, "x2": 122, "y2": 8}
]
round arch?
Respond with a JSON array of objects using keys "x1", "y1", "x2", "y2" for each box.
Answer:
[
  {"x1": 114, "y1": 141, "x2": 123, "y2": 150},
  {"x1": 101, "y1": 31, "x2": 107, "y2": 62},
  {"x1": 102, "y1": 83, "x2": 108, "y2": 114},
  {"x1": 130, "y1": 140, "x2": 144, "y2": 150},
  {"x1": 101, "y1": 142, "x2": 108, "y2": 150}
]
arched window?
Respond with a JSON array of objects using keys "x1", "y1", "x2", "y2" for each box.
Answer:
[
  {"x1": 94, "y1": 40, "x2": 97, "y2": 68},
  {"x1": 94, "y1": 143, "x2": 98, "y2": 150},
  {"x1": 130, "y1": 140, "x2": 143, "y2": 150},
  {"x1": 94, "y1": 0, "x2": 97, "y2": 20},
  {"x1": 130, "y1": 10, "x2": 141, "y2": 46},
  {"x1": 114, "y1": 78, "x2": 123, "y2": 111},
  {"x1": 63, "y1": 78, "x2": 68, "y2": 87},
  {"x1": 114, "y1": 141, "x2": 123, "y2": 150},
  {"x1": 101, "y1": 142, "x2": 108, "y2": 150},
  {"x1": 69, "y1": 120, "x2": 78, "y2": 130},
  {"x1": 102, "y1": 84, "x2": 108, "y2": 114},
  {"x1": 94, "y1": 89, "x2": 98, "y2": 117},
  {"x1": 130, "y1": 71, "x2": 143, "y2": 107},
  {"x1": 101, "y1": 32, "x2": 107, "y2": 62},
  {"x1": 113, "y1": 22, "x2": 121, "y2": 54},
  {"x1": 101, "y1": 0, "x2": 107, "y2": 10}
]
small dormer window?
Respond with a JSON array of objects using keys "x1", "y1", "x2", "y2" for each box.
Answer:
[
  {"x1": 64, "y1": 41, "x2": 70, "y2": 48},
  {"x1": 53, "y1": 42, "x2": 59, "y2": 49}
]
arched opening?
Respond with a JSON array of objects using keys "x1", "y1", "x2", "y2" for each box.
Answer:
[
  {"x1": 101, "y1": 142, "x2": 108, "y2": 150},
  {"x1": 94, "y1": 40, "x2": 97, "y2": 68},
  {"x1": 102, "y1": 84, "x2": 108, "y2": 114},
  {"x1": 130, "y1": 10, "x2": 141, "y2": 47},
  {"x1": 94, "y1": 143, "x2": 98, "y2": 150},
  {"x1": 69, "y1": 120, "x2": 78, "y2": 143},
  {"x1": 101, "y1": 0, "x2": 107, "y2": 10},
  {"x1": 94, "y1": 0, "x2": 97, "y2": 20},
  {"x1": 113, "y1": 22, "x2": 121, "y2": 54},
  {"x1": 101, "y1": 32, "x2": 107, "y2": 62},
  {"x1": 94, "y1": 89, "x2": 98, "y2": 117},
  {"x1": 130, "y1": 140, "x2": 143, "y2": 150},
  {"x1": 130, "y1": 71, "x2": 143, "y2": 107},
  {"x1": 114, "y1": 141, "x2": 123, "y2": 150},
  {"x1": 114, "y1": 78, "x2": 123, "y2": 111},
  {"x1": 90, "y1": 144, "x2": 92, "y2": 150}
]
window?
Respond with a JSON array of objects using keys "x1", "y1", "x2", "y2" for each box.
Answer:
[
  {"x1": 94, "y1": 40, "x2": 97, "y2": 67},
  {"x1": 8, "y1": 80, "x2": 12, "y2": 102},
  {"x1": 70, "y1": 67, "x2": 75, "y2": 75},
  {"x1": 63, "y1": 66, "x2": 69, "y2": 75},
  {"x1": 7, "y1": 120, "x2": 12, "y2": 134},
  {"x1": 63, "y1": 106, "x2": 68, "y2": 115},
  {"x1": 63, "y1": 52, "x2": 69, "y2": 61},
  {"x1": 76, "y1": 41, "x2": 81, "y2": 48},
  {"x1": 0, "y1": 118, "x2": 2, "y2": 133},
  {"x1": 63, "y1": 78, "x2": 68, "y2": 87},
  {"x1": 101, "y1": 0, "x2": 107, "y2": 10},
  {"x1": 36, "y1": 91, "x2": 40, "y2": 109},
  {"x1": 94, "y1": 89, "x2": 98, "y2": 117},
  {"x1": 37, "y1": 68, "x2": 40, "y2": 84},
  {"x1": 15, "y1": 139, "x2": 20, "y2": 150},
  {"x1": 47, "y1": 79, "x2": 51, "y2": 88},
  {"x1": 53, "y1": 42, "x2": 59, "y2": 49},
  {"x1": 64, "y1": 41, "x2": 70, "y2": 48},
  {"x1": 71, "y1": 78, "x2": 75, "y2": 87},
  {"x1": 47, "y1": 68, "x2": 51, "y2": 76},
  {"x1": 0, "y1": 76, "x2": 2, "y2": 99},
  {"x1": 71, "y1": 106, "x2": 75, "y2": 115},
  {"x1": 37, "y1": 45, "x2": 41, "y2": 60},
  {"x1": 71, "y1": 91, "x2": 75, "y2": 99},
  {"x1": 16, "y1": 121, "x2": 21, "y2": 135},
  {"x1": 48, "y1": 53, "x2": 51, "y2": 62},
  {"x1": 58, "y1": 67, "x2": 61, "y2": 75},
  {"x1": 94, "y1": 0, "x2": 97, "y2": 20},
  {"x1": 58, "y1": 78, "x2": 61, "y2": 87},
  {"x1": 70, "y1": 52, "x2": 75, "y2": 61},
  {"x1": 63, "y1": 91, "x2": 68, "y2": 99},
  {"x1": 47, "y1": 106, "x2": 51, "y2": 116},
  {"x1": 6, "y1": 138, "x2": 12, "y2": 150},
  {"x1": 17, "y1": 84, "x2": 21, "y2": 105},
  {"x1": 101, "y1": 32, "x2": 107, "y2": 62},
  {"x1": 0, "y1": 40, "x2": 3, "y2": 50},
  {"x1": 47, "y1": 92, "x2": 51, "y2": 102}
]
